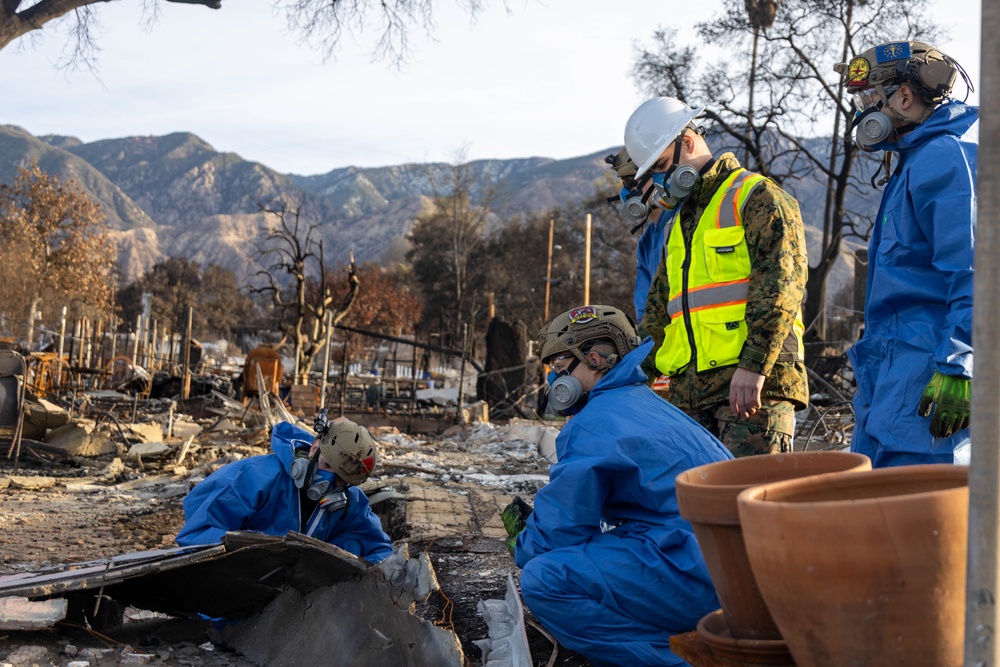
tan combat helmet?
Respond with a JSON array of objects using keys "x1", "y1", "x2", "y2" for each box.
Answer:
[
  {"x1": 537, "y1": 305, "x2": 641, "y2": 368},
  {"x1": 316, "y1": 419, "x2": 379, "y2": 486}
]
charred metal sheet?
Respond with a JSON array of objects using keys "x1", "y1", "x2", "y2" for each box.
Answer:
[
  {"x1": 224, "y1": 575, "x2": 464, "y2": 667},
  {"x1": 0, "y1": 533, "x2": 465, "y2": 664},
  {"x1": 0, "y1": 544, "x2": 227, "y2": 599},
  {"x1": 0, "y1": 532, "x2": 367, "y2": 619}
]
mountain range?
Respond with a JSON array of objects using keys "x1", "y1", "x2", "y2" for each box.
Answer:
[{"x1": 0, "y1": 124, "x2": 872, "y2": 301}]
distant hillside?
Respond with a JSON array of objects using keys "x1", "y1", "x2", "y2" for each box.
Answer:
[
  {"x1": 0, "y1": 125, "x2": 156, "y2": 232},
  {"x1": 1, "y1": 124, "x2": 623, "y2": 283},
  {"x1": 289, "y1": 152, "x2": 613, "y2": 218},
  {"x1": 0, "y1": 124, "x2": 877, "y2": 302}
]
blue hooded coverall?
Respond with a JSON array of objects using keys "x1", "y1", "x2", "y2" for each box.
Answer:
[
  {"x1": 848, "y1": 100, "x2": 978, "y2": 468},
  {"x1": 515, "y1": 339, "x2": 733, "y2": 667},
  {"x1": 634, "y1": 210, "x2": 675, "y2": 322},
  {"x1": 176, "y1": 421, "x2": 393, "y2": 563}
]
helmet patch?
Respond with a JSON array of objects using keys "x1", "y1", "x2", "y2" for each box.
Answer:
[
  {"x1": 875, "y1": 42, "x2": 911, "y2": 63},
  {"x1": 569, "y1": 306, "x2": 598, "y2": 323},
  {"x1": 846, "y1": 57, "x2": 870, "y2": 87}
]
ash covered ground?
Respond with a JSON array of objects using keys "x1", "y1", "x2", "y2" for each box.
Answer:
[{"x1": 0, "y1": 416, "x2": 593, "y2": 667}]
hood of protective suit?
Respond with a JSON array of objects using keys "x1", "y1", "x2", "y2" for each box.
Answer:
[
  {"x1": 586, "y1": 337, "x2": 654, "y2": 403},
  {"x1": 871, "y1": 99, "x2": 978, "y2": 153},
  {"x1": 270, "y1": 421, "x2": 316, "y2": 477}
]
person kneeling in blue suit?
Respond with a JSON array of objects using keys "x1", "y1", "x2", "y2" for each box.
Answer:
[
  {"x1": 505, "y1": 305, "x2": 732, "y2": 667},
  {"x1": 176, "y1": 411, "x2": 393, "y2": 564}
]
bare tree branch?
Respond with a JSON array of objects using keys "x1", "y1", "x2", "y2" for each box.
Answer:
[
  {"x1": 250, "y1": 197, "x2": 359, "y2": 384},
  {"x1": 2, "y1": 0, "x2": 489, "y2": 68}
]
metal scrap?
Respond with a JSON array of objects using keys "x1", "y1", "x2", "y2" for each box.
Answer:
[{"x1": 0, "y1": 532, "x2": 465, "y2": 666}]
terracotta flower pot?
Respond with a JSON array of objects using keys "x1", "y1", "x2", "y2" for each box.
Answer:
[
  {"x1": 676, "y1": 451, "x2": 871, "y2": 641},
  {"x1": 737, "y1": 464, "x2": 969, "y2": 667}
]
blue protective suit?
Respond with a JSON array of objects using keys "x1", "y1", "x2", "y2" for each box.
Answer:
[
  {"x1": 515, "y1": 339, "x2": 733, "y2": 667},
  {"x1": 176, "y1": 421, "x2": 393, "y2": 563},
  {"x1": 634, "y1": 209, "x2": 675, "y2": 321},
  {"x1": 849, "y1": 100, "x2": 977, "y2": 468}
]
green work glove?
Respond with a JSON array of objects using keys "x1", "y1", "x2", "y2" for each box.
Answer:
[
  {"x1": 500, "y1": 496, "x2": 533, "y2": 557},
  {"x1": 918, "y1": 371, "x2": 971, "y2": 439}
]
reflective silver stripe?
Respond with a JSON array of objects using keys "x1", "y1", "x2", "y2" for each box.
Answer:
[
  {"x1": 717, "y1": 171, "x2": 757, "y2": 228},
  {"x1": 667, "y1": 281, "x2": 749, "y2": 318},
  {"x1": 667, "y1": 296, "x2": 682, "y2": 319}
]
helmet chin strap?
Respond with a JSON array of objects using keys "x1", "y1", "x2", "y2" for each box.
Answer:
[{"x1": 562, "y1": 356, "x2": 583, "y2": 375}]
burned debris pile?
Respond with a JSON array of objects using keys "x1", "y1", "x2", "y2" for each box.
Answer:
[{"x1": 1, "y1": 343, "x2": 574, "y2": 666}]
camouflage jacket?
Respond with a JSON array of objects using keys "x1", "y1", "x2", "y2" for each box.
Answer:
[{"x1": 638, "y1": 152, "x2": 810, "y2": 411}]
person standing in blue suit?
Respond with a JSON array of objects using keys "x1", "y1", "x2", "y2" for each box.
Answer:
[
  {"x1": 503, "y1": 305, "x2": 732, "y2": 667},
  {"x1": 835, "y1": 41, "x2": 977, "y2": 467},
  {"x1": 176, "y1": 412, "x2": 393, "y2": 563},
  {"x1": 605, "y1": 147, "x2": 678, "y2": 323}
]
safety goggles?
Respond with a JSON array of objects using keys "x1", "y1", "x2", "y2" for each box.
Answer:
[
  {"x1": 549, "y1": 353, "x2": 575, "y2": 372},
  {"x1": 850, "y1": 84, "x2": 899, "y2": 112}
]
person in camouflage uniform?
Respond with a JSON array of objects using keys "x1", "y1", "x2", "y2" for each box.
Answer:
[{"x1": 625, "y1": 97, "x2": 809, "y2": 457}]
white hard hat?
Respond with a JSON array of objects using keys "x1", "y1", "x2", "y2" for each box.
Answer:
[{"x1": 624, "y1": 97, "x2": 705, "y2": 178}]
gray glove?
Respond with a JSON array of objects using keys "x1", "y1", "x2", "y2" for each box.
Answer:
[{"x1": 378, "y1": 543, "x2": 440, "y2": 609}]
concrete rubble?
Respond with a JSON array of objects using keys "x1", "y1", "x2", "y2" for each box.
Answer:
[{"x1": 0, "y1": 597, "x2": 67, "y2": 630}]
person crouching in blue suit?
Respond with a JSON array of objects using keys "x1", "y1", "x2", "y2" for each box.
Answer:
[
  {"x1": 176, "y1": 412, "x2": 393, "y2": 564},
  {"x1": 503, "y1": 305, "x2": 733, "y2": 667}
]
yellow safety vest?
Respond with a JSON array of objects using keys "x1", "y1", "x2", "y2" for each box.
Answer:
[{"x1": 656, "y1": 169, "x2": 805, "y2": 376}]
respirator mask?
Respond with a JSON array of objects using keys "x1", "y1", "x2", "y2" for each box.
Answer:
[
  {"x1": 849, "y1": 85, "x2": 899, "y2": 151},
  {"x1": 546, "y1": 358, "x2": 589, "y2": 416},
  {"x1": 289, "y1": 442, "x2": 349, "y2": 513},
  {"x1": 617, "y1": 186, "x2": 651, "y2": 227},
  {"x1": 651, "y1": 166, "x2": 699, "y2": 209},
  {"x1": 649, "y1": 137, "x2": 698, "y2": 210}
]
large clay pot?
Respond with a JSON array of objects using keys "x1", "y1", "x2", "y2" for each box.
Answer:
[
  {"x1": 676, "y1": 451, "x2": 871, "y2": 641},
  {"x1": 737, "y1": 464, "x2": 969, "y2": 667}
]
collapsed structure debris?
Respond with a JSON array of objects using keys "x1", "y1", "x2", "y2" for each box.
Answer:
[
  {"x1": 0, "y1": 533, "x2": 465, "y2": 666},
  {"x1": 475, "y1": 574, "x2": 533, "y2": 667},
  {"x1": 1, "y1": 333, "x2": 575, "y2": 666},
  {"x1": 1, "y1": 320, "x2": 860, "y2": 667}
]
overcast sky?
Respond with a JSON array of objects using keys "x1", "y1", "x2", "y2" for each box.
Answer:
[{"x1": 0, "y1": 0, "x2": 983, "y2": 175}]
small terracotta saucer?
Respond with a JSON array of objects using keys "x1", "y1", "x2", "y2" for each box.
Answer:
[{"x1": 696, "y1": 609, "x2": 795, "y2": 665}]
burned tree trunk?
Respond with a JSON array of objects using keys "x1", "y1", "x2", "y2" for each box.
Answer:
[{"x1": 477, "y1": 317, "x2": 528, "y2": 420}]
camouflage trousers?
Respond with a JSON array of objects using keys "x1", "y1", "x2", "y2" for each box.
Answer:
[{"x1": 688, "y1": 400, "x2": 796, "y2": 457}]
